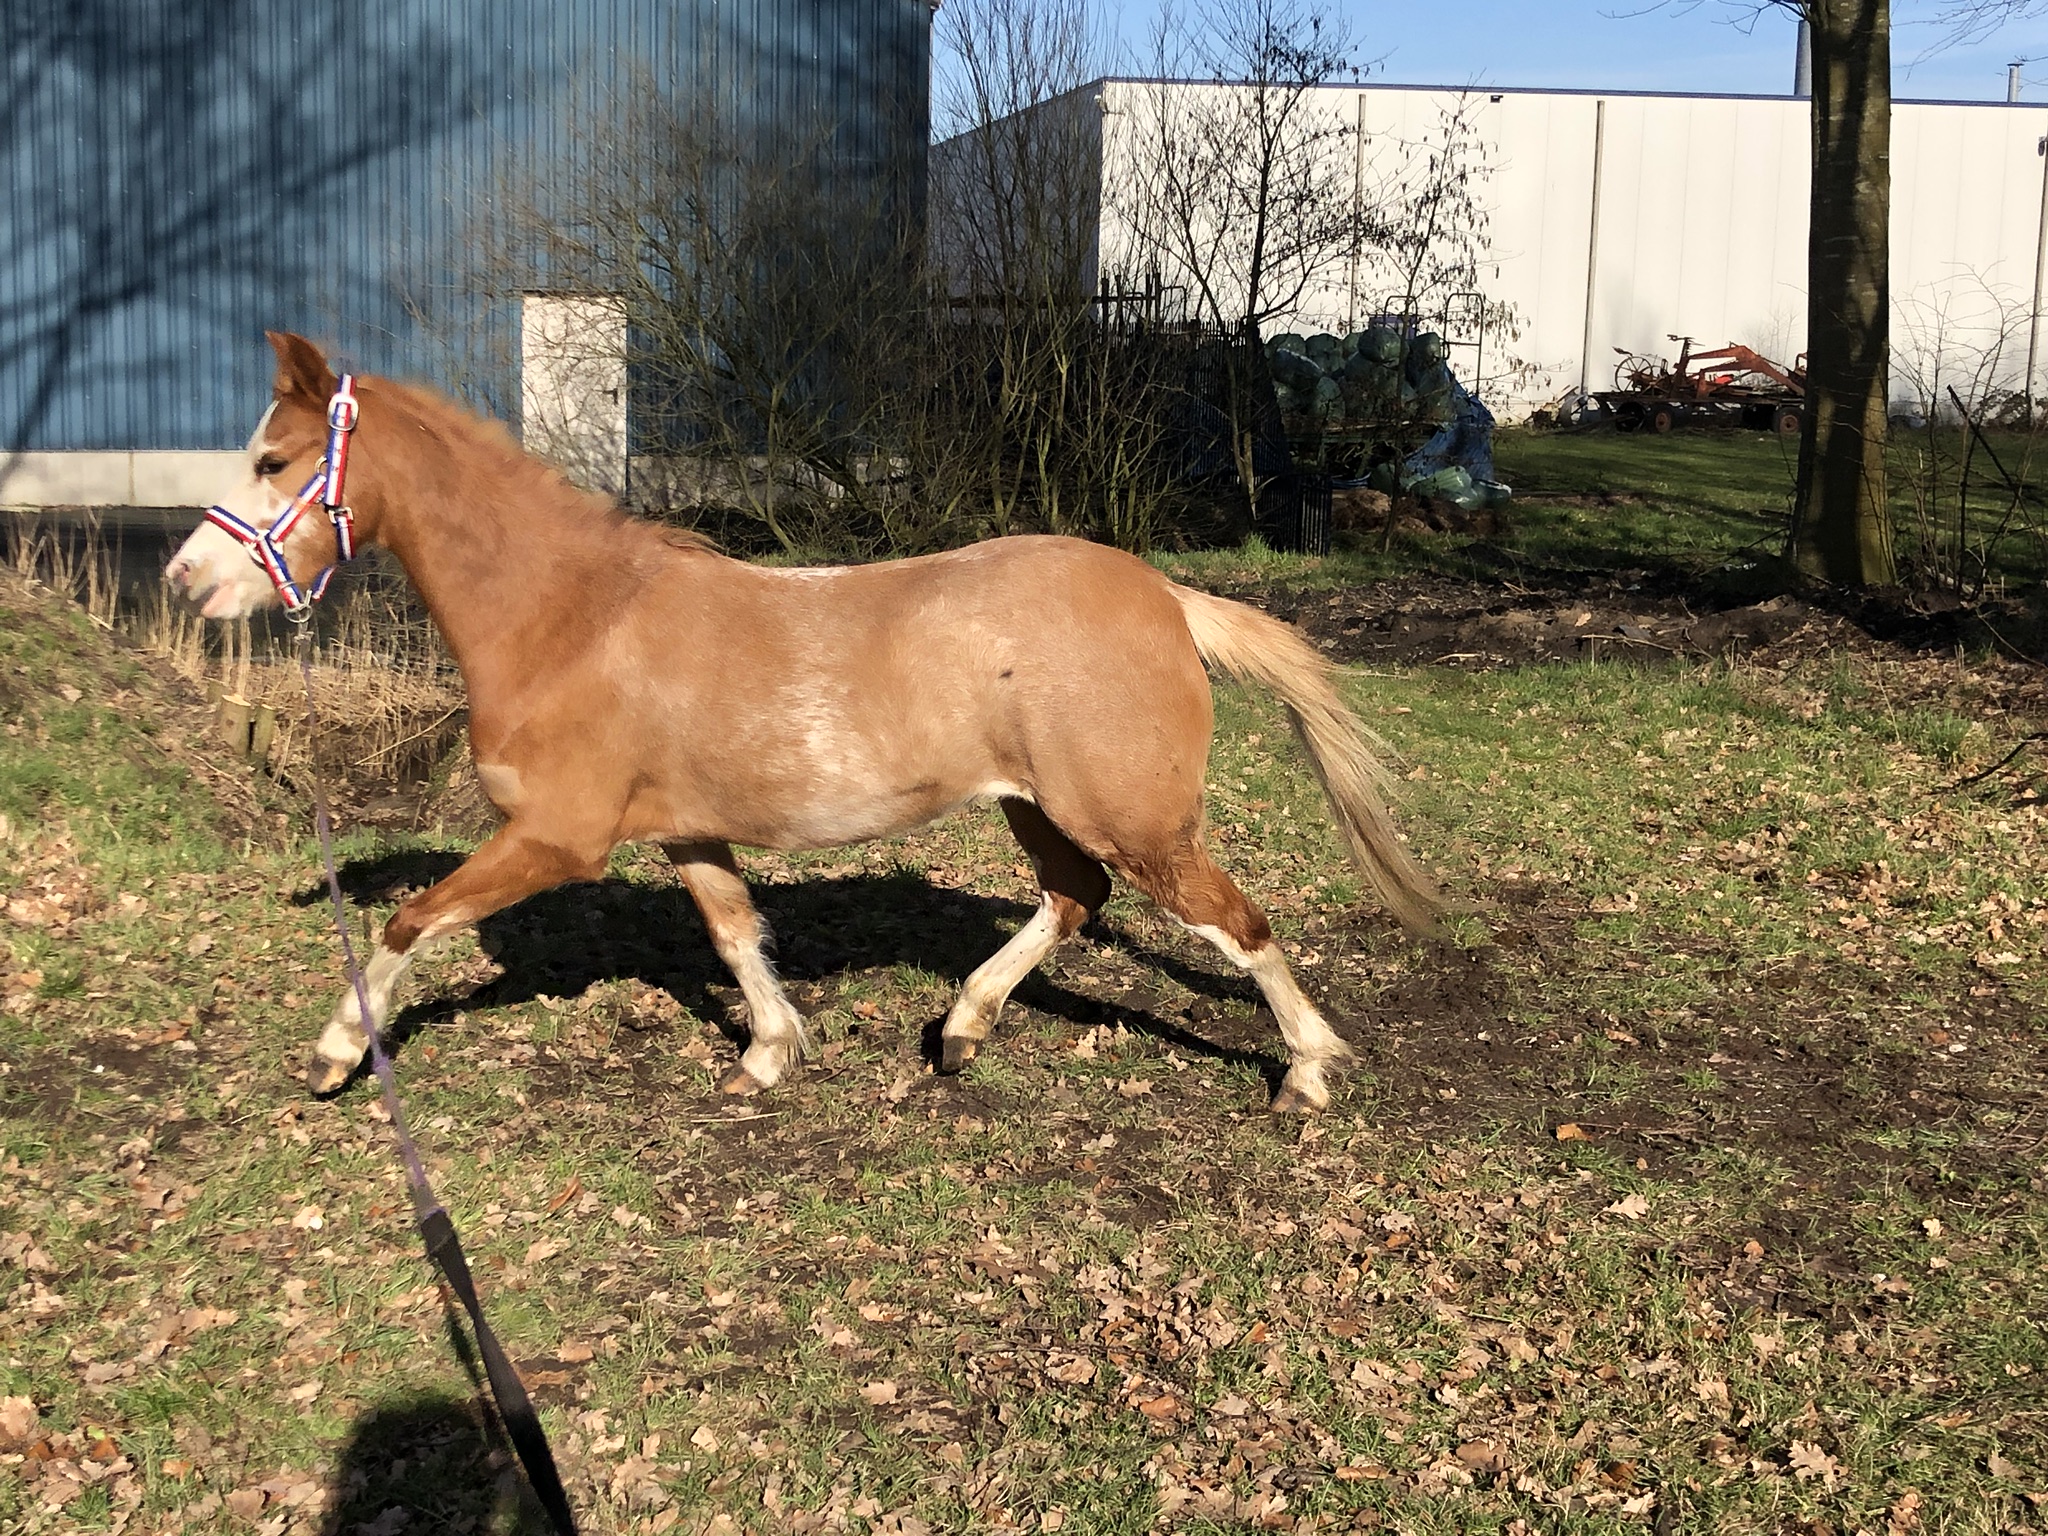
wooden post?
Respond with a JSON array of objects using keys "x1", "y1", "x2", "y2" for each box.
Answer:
[
  {"x1": 216, "y1": 693, "x2": 275, "y2": 764},
  {"x1": 249, "y1": 703, "x2": 277, "y2": 766},
  {"x1": 218, "y1": 693, "x2": 253, "y2": 756}
]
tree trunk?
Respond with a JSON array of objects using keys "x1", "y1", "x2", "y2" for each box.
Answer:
[{"x1": 1792, "y1": 0, "x2": 1895, "y2": 586}]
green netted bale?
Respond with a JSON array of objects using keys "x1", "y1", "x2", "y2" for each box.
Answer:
[
  {"x1": 1269, "y1": 347, "x2": 1324, "y2": 391},
  {"x1": 1360, "y1": 327, "x2": 1404, "y2": 367},
  {"x1": 1404, "y1": 332, "x2": 1453, "y2": 419}
]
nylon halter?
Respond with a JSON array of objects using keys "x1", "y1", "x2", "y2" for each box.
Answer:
[{"x1": 203, "y1": 375, "x2": 361, "y2": 616}]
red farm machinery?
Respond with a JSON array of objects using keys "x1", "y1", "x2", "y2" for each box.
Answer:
[{"x1": 1593, "y1": 335, "x2": 1806, "y2": 435}]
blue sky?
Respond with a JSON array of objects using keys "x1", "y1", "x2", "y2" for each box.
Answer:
[{"x1": 1100, "y1": 2, "x2": 2048, "y2": 102}]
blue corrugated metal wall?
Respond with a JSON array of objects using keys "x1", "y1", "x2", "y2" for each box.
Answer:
[{"x1": 0, "y1": 0, "x2": 930, "y2": 451}]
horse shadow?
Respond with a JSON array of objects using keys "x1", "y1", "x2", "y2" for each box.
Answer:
[
  {"x1": 316, "y1": 1384, "x2": 551, "y2": 1535},
  {"x1": 301, "y1": 851, "x2": 1285, "y2": 1086}
]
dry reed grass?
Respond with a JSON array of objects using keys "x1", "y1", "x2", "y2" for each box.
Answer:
[{"x1": 3, "y1": 510, "x2": 468, "y2": 795}]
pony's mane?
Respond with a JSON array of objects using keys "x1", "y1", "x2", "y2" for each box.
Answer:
[{"x1": 370, "y1": 375, "x2": 719, "y2": 553}]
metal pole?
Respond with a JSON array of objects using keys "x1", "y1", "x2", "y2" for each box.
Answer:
[
  {"x1": 1579, "y1": 100, "x2": 1606, "y2": 396},
  {"x1": 2012, "y1": 62, "x2": 2025, "y2": 104},
  {"x1": 1346, "y1": 90, "x2": 1367, "y2": 332},
  {"x1": 2027, "y1": 130, "x2": 2048, "y2": 419},
  {"x1": 1794, "y1": 20, "x2": 1813, "y2": 99}
]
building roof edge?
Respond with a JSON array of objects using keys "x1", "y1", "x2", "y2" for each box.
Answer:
[{"x1": 1090, "y1": 75, "x2": 2047, "y2": 110}]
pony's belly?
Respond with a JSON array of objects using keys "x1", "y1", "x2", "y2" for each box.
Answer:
[
  {"x1": 662, "y1": 772, "x2": 1023, "y2": 853},
  {"x1": 762, "y1": 777, "x2": 1028, "y2": 851}
]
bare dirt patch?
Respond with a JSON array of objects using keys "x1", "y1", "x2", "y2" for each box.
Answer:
[{"x1": 1219, "y1": 563, "x2": 2048, "y2": 693}]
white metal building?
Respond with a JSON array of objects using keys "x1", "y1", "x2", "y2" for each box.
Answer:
[{"x1": 989, "y1": 79, "x2": 2048, "y2": 418}]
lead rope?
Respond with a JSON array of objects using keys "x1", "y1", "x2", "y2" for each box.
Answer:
[{"x1": 291, "y1": 615, "x2": 579, "y2": 1535}]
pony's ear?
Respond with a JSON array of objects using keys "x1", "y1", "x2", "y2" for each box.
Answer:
[{"x1": 266, "y1": 331, "x2": 337, "y2": 403}]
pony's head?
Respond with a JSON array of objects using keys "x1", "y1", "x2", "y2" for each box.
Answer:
[{"x1": 167, "y1": 332, "x2": 384, "y2": 619}]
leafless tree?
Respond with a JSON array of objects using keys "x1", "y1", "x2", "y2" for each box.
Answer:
[
  {"x1": 1677, "y1": 0, "x2": 2048, "y2": 587},
  {"x1": 1360, "y1": 91, "x2": 1521, "y2": 373},
  {"x1": 1119, "y1": 0, "x2": 1367, "y2": 512},
  {"x1": 484, "y1": 75, "x2": 944, "y2": 555},
  {"x1": 489, "y1": 8, "x2": 1193, "y2": 560},
  {"x1": 931, "y1": 0, "x2": 1104, "y2": 309},
  {"x1": 1890, "y1": 275, "x2": 2047, "y2": 594},
  {"x1": 1126, "y1": 0, "x2": 1364, "y2": 334}
]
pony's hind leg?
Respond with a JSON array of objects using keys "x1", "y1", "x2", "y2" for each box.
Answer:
[
  {"x1": 664, "y1": 841, "x2": 809, "y2": 1095},
  {"x1": 1126, "y1": 845, "x2": 1353, "y2": 1113},
  {"x1": 939, "y1": 800, "x2": 1110, "y2": 1073}
]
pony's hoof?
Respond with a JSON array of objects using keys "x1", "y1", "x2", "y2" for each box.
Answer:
[
  {"x1": 1268, "y1": 1083, "x2": 1323, "y2": 1115},
  {"x1": 718, "y1": 1064, "x2": 766, "y2": 1096},
  {"x1": 306, "y1": 1053, "x2": 352, "y2": 1096},
  {"x1": 939, "y1": 1035, "x2": 979, "y2": 1074}
]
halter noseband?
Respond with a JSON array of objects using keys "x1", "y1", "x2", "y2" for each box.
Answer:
[{"x1": 202, "y1": 374, "x2": 361, "y2": 617}]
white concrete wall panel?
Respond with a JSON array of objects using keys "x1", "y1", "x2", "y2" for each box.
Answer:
[
  {"x1": 0, "y1": 451, "x2": 244, "y2": 509},
  {"x1": 1042, "y1": 82, "x2": 2048, "y2": 416},
  {"x1": 1890, "y1": 102, "x2": 2048, "y2": 399},
  {"x1": 519, "y1": 293, "x2": 629, "y2": 497},
  {"x1": 1485, "y1": 93, "x2": 1602, "y2": 402}
]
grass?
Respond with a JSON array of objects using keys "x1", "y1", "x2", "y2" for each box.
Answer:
[
  {"x1": 2, "y1": 510, "x2": 468, "y2": 804},
  {"x1": 1153, "y1": 427, "x2": 2048, "y2": 596},
  {"x1": 1497, "y1": 424, "x2": 2048, "y2": 592},
  {"x1": 1493, "y1": 429, "x2": 1800, "y2": 573},
  {"x1": 3, "y1": 568, "x2": 2046, "y2": 1536},
  {"x1": 1146, "y1": 432, "x2": 1807, "y2": 593}
]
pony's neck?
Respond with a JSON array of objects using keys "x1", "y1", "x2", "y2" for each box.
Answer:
[{"x1": 363, "y1": 386, "x2": 632, "y2": 696}]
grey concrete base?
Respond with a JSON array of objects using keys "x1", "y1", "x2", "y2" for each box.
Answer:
[{"x1": 0, "y1": 451, "x2": 243, "y2": 509}]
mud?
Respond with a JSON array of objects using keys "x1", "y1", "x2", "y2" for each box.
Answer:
[{"x1": 1229, "y1": 564, "x2": 2048, "y2": 691}]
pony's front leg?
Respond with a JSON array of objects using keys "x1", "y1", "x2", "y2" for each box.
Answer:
[
  {"x1": 664, "y1": 841, "x2": 809, "y2": 1095},
  {"x1": 309, "y1": 825, "x2": 607, "y2": 1093}
]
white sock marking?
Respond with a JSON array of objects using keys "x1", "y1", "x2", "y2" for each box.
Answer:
[
  {"x1": 948, "y1": 893, "x2": 1067, "y2": 1039},
  {"x1": 316, "y1": 944, "x2": 414, "y2": 1068}
]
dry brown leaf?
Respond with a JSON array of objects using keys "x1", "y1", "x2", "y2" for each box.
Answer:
[
  {"x1": 1456, "y1": 1441, "x2": 1505, "y2": 1474},
  {"x1": 0, "y1": 1396, "x2": 38, "y2": 1446},
  {"x1": 1500, "y1": 1335, "x2": 1539, "y2": 1366},
  {"x1": 1333, "y1": 1464, "x2": 1388, "y2": 1482},
  {"x1": 225, "y1": 1486, "x2": 267, "y2": 1520},
  {"x1": 1788, "y1": 1439, "x2": 1840, "y2": 1487}
]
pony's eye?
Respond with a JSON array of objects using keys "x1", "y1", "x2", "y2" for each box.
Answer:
[{"x1": 255, "y1": 454, "x2": 288, "y2": 478}]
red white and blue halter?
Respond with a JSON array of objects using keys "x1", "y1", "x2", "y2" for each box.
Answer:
[{"x1": 203, "y1": 375, "x2": 361, "y2": 616}]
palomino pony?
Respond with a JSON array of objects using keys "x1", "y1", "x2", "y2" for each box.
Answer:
[{"x1": 168, "y1": 333, "x2": 1441, "y2": 1112}]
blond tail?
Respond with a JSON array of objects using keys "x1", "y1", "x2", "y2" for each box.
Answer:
[{"x1": 1171, "y1": 585, "x2": 1443, "y2": 934}]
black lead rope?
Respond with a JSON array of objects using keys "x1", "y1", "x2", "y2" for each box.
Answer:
[{"x1": 292, "y1": 617, "x2": 579, "y2": 1536}]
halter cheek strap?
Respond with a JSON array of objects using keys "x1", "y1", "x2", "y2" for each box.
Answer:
[{"x1": 202, "y1": 373, "x2": 361, "y2": 617}]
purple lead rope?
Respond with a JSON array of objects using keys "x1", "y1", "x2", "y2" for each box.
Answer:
[
  {"x1": 293, "y1": 621, "x2": 438, "y2": 1211},
  {"x1": 289, "y1": 616, "x2": 578, "y2": 1534}
]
